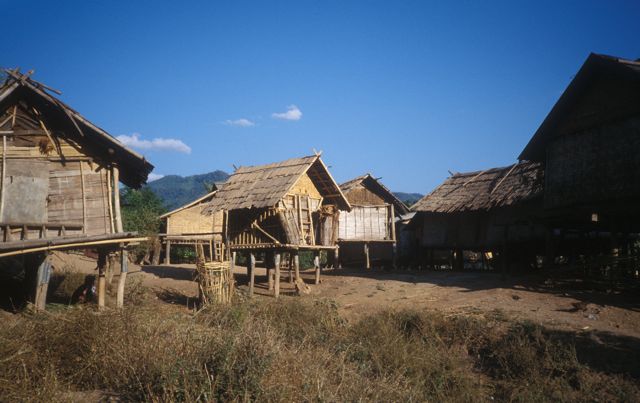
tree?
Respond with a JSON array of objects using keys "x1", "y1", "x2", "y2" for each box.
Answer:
[{"x1": 121, "y1": 186, "x2": 166, "y2": 236}]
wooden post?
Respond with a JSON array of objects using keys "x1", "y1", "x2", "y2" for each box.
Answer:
[
  {"x1": 267, "y1": 251, "x2": 274, "y2": 290},
  {"x1": 248, "y1": 252, "x2": 255, "y2": 296},
  {"x1": 288, "y1": 253, "x2": 294, "y2": 283},
  {"x1": 314, "y1": 251, "x2": 321, "y2": 284},
  {"x1": 209, "y1": 240, "x2": 214, "y2": 262},
  {"x1": 364, "y1": 242, "x2": 370, "y2": 269},
  {"x1": 293, "y1": 252, "x2": 300, "y2": 281},
  {"x1": 274, "y1": 252, "x2": 281, "y2": 298},
  {"x1": 97, "y1": 249, "x2": 107, "y2": 309},
  {"x1": 116, "y1": 249, "x2": 128, "y2": 308},
  {"x1": 34, "y1": 254, "x2": 52, "y2": 310},
  {"x1": 335, "y1": 247, "x2": 341, "y2": 269},
  {"x1": 392, "y1": 243, "x2": 397, "y2": 270},
  {"x1": 165, "y1": 240, "x2": 171, "y2": 265}
]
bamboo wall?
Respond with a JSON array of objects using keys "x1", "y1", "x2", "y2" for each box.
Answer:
[
  {"x1": 167, "y1": 205, "x2": 223, "y2": 235},
  {"x1": 0, "y1": 103, "x2": 118, "y2": 241},
  {"x1": 338, "y1": 205, "x2": 391, "y2": 241}
]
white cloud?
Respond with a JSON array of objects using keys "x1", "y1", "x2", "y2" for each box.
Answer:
[
  {"x1": 147, "y1": 173, "x2": 165, "y2": 182},
  {"x1": 224, "y1": 118, "x2": 255, "y2": 127},
  {"x1": 272, "y1": 105, "x2": 302, "y2": 121},
  {"x1": 116, "y1": 133, "x2": 191, "y2": 154}
]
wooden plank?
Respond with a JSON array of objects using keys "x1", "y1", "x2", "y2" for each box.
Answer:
[
  {"x1": 80, "y1": 162, "x2": 87, "y2": 233},
  {"x1": 113, "y1": 166, "x2": 122, "y2": 233}
]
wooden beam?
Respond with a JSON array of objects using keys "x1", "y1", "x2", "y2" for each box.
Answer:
[
  {"x1": 80, "y1": 162, "x2": 87, "y2": 233},
  {"x1": 267, "y1": 250, "x2": 274, "y2": 291}
]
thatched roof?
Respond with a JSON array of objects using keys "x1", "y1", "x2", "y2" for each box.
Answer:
[
  {"x1": 202, "y1": 154, "x2": 350, "y2": 213},
  {"x1": 159, "y1": 190, "x2": 218, "y2": 219},
  {"x1": 520, "y1": 53, "x2": 640, "y2": 161},
  {"x1": 0, "y1": 69, "x2": 153, "y2": 188},
  {"x1": 340, "y1": 173, "x2": 410, "y2": 215},
  {"x1": 412, "y1": 161, "x2": 543, "y2": 213}
]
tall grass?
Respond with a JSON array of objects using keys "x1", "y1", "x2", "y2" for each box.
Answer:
[{"x1": 0, "y1": 294, "x2": 638, "y2": 402}]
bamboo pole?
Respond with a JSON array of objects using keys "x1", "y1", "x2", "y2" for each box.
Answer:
[
  {"x1": 80, "y1": 162, "x2": 87, "y2": 233},
  {"x1": 0, "y1": 237, "x2": 148, "y2": 258},
  {"x1": 106, "y1": 168, "x2": 115, "y2": 234},
  {"x1": 113, "y1": 166, "x2": 122, "y2": 233}
]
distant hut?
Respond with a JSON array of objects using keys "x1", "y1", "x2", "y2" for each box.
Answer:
[
  {"x1": 519, "y1": 53, "x2": 640, "y2": 258},
  {"x1": 159, "y1": 188, "x2": 225, "y2": 264},
  {"x1": 0, "y1": 69, "x2": 153, "y2": 309},
  {"x1": 202, "y1": 154, "x2": 350, "y2": 297},
  {"x1": 410, "y1": 162, "x2": 545, "y2": 271},
  {"x1": 337, "y1": 174, "x2": 409, "y2": 269}
]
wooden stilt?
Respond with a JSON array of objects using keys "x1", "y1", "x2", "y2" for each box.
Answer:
[
  {"x1": 34, "y1": 254, "x2": 51, "y2": 310},
  {"x1": 333, "y1": 247, "x2": 340, "y2": 269},
  {"x1": 314, "y1": 251, "x2": 321, "y2": 284},
  {"x1": 267, "y1": 251, "x2": 274, "y2": 290},
  {"x1": 274, "y1": 252, "x2": 281, "y2": 298},
  {"x1": 116, "y1": 249, "x2": 128, "y2": 308},
  {"x1": 293, "y1": 252, "x2": 300, "y2": 281},
  {"x1": 288, "y1": 253, "x2": 294, "y2": 284},
  {"x1": 392, "y1": 243, "x2": 397, "y2": 270},
  {"x1": 248, "y1": 252, "x2": 256, "y2": 296},
  {"x1": 97, "y1": 249, "x2": 107, "y2": 309},
  {"x1": 165, "y1": 240, "x2": 171, "y2": 265},
  {"x1": 364, "y1": 242, "x2": 370, "y2": 269}
]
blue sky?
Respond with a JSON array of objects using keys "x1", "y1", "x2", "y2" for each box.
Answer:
[{"x1": 2, "y1": 1, "x2": 639, "y2": 193}]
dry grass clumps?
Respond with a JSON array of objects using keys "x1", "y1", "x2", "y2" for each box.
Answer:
[{"x1": 1, "y1": 294, "x2": 639, "y2": 402}]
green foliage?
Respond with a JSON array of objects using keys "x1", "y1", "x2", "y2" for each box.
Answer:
[
  {"x1": 120, "y1": 186, "x2": 166, "y2": 236},
  {"x1": 146, "y1": 170, "x2": 229, "y2": 210}
]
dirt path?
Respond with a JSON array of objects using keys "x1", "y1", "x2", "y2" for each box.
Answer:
[{"x1": 49, "y1": 252, "x2": 640, "y2": 338}]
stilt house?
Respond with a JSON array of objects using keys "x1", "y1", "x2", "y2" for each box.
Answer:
[
  {"x1": 337, "y1": 174, "x2": 409, "y2": 268},
  {"x1": 0, "y1": 69, "x2": 153, "y2": 309},
  {"x1": 202, "y1": 154, "x2": 350, "y2": 297},
  {"x1": 159, "y1": 189, "x2": 225, "y2": 264},
  {"x1": 519, "y1": 53, "x2": 640, "y2": 243},
  {"x1": 410, "y1": 162, "x2": 545, "y2": 269}
]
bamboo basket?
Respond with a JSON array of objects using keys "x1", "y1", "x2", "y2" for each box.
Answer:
[{"x1": 195, "y1": 244, "x2": 234, "y2": 305}]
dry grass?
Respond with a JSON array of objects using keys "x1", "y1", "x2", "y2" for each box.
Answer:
[{"x1": 0, "y1": 289, "x2": 639, "y2": 402}]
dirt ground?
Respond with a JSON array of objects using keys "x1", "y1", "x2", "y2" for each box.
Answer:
[{"x1": 49, "y1": 252, "x2": 640, "y2": 339}]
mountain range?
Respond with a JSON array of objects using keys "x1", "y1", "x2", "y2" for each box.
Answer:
[{"x1": 147, "y1": 171, "x2": 423, "y2": 210}]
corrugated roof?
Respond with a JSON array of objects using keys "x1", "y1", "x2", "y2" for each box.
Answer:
[
  {"x1": 412, "y1": 161, "x2": 543, "y2": 213},
  {"x1": 203, "y1": 154, "x2": 350, "y2": 213}
]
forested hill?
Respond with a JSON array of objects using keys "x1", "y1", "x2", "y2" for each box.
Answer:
[
  {"x1": 146, "y1": 171, "x2": 229, "y2": 210},
  {"x1": 393, "y1": 192, "x2": 423, "y2": 207}
]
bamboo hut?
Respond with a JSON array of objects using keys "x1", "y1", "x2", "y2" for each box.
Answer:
[
  {"x1": 0, "y1": 69, "x2": 153, "y2": 309},
  {"x1": 159, "y1": 189, "x2": 226, "y2": 264},
  {"x1": 337, "y1": 174, "x2": 409, "y2": 268},
  {"x1": 202, "y1": 154, "x2": 350, "y2": 297},
  {"x1": 519, "y1": 53, "x2": 640, "y2": 261},
  {"x1": 410, "y1": 162, "x2": 545, "y2": 270}
]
